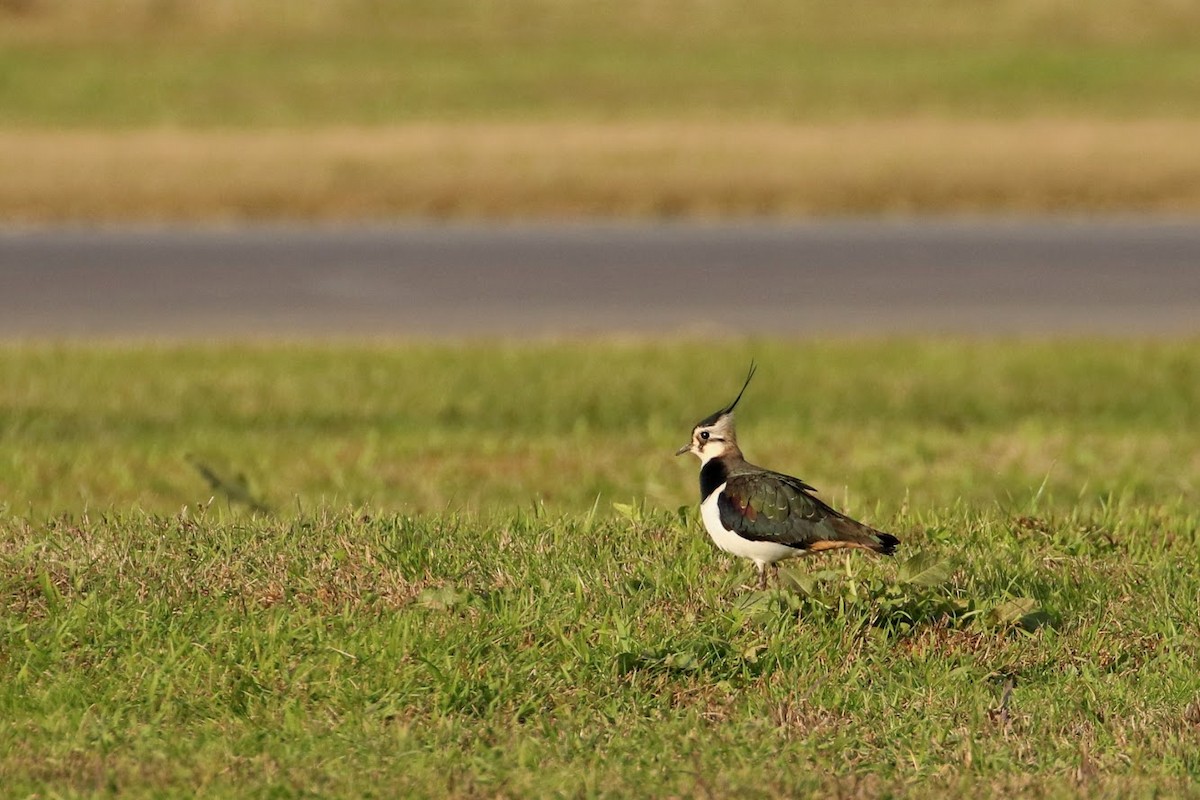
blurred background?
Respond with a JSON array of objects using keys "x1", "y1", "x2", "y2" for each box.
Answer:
[
  {"x1": 3, "y1": 0, "x2": 1200, "y2": 221},
  {"x1": 2, "y1": 0, "x2": 1199, "y2": 338}
]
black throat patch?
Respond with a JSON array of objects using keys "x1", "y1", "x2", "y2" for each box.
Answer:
[{"x1": 699, "y1": 459, "x2": 729, "y2": 502}]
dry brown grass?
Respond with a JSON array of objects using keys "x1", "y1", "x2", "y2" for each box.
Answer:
[{"x1": 4, "y1": 119, "x2": 1200, "y2": 221}]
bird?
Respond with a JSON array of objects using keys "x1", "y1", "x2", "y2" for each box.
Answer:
[{"x1": 676, "y1": 363, "x2": 899, "y2": 590}]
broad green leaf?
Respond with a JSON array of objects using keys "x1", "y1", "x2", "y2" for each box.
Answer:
[
  {"x1": 778, "y1": 567, "x2": 816, "y2": 596},
  {"x1": 417, "y1": 585, "x2": 469, "y2": 611},
  {"x1": 989, "y1": 597, "x2": 1052, "y2": 630},
  {"x1": 664, "y1": 651, "x2": 699, "y2": 671},
  {"x1": 611, "y1": 502, "x2": 639, "y2": 521},
  {"x1": 899, "y1": 551, "x2": 955, "y2": 587}
]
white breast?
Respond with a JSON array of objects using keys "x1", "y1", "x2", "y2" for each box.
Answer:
[{"x1": 700, "y1": 482, "x2": 801, "y2": 569}]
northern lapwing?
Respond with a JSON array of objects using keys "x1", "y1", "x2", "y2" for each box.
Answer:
[{"x1": 676, "y1": 363, "x2": 899, "y2": 589}]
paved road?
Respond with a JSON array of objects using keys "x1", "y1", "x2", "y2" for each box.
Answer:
[{"x1": 1, "y1": 220, "x2": 1197, "y2": 337}]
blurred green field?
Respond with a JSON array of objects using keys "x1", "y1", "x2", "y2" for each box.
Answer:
[
  {"x1": 3, "y1": 342, "x2": 1200, "y2": 796},
  {"x1": 3, "y1": 341, "x2": 1199, "y2": 515},
  {"x1": 3, "y1": 0, "x2": 1200, "y2": 125},
  {"x1": 3, "y1": 0, "x2": 1200, "y2": 218}
]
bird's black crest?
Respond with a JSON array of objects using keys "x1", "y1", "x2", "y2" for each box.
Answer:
[{"x1": 697, "y1": 361, "x2": 757, "y2": 427}]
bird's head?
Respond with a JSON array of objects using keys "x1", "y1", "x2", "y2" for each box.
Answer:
[{"x1": 676, "y1": 362, "x2": 755, "y2": 463}]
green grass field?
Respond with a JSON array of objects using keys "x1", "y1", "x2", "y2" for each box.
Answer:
[
  {"x1": 3, "y1": 341, "x2": 1199, "y2": 796},
  {"x1": 4, "y1": 0, "x2": 1200, "y2": 126}
]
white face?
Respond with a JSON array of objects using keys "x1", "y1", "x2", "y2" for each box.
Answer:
[{"x1": 677, "y1": 421, "x2": 735, "y2": 463}]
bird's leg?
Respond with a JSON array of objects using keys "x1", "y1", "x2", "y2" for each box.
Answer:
[
  {"x1": 756, "y1": 565, "x2": 768, "y2": 591},
  {"x1": 771, "y1": 564, "x2": 780, "y2": 588}
]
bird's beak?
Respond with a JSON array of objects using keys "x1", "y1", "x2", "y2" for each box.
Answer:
[{"x1": 675, "y1": 443, "x2": 692, "y2": 456}]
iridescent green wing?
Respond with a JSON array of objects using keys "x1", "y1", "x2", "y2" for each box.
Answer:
[{"x1": 717, "y1": 470, "x2": 883, "y2": 549}]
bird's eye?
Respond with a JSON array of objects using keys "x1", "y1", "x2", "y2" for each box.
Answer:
[{"x1": 699, "y1": 431, "x2": 710, "y2": 441}]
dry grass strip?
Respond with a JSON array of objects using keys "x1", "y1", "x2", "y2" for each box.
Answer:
[{"x1": 4, "y1": 119, "x2": 1200, "y2": 222}]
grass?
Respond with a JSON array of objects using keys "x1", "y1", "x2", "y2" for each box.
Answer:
[
  {"x1": 2, "y1": 340, "x2": 1200, "y2": 796},
  {"x1": 3, "y1": 0, "x2": 1200, "y2": 126},
  {"x1": 6, "y1": 120, "x2": 1200, "y2": 221},
  {"x1": 3, "y1": 0, "x2": 1200, "y2": 219}
]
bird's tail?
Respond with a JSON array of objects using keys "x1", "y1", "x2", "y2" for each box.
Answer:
[
  {"x1": 871, "y1": 532, "x2": 900, "y2": 556},
  {"x1": 810, "y1": 518, "x2": 901, "y2": 555}
]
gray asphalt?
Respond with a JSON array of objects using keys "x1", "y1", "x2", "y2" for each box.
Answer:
[{"x1": 1, "y1": 220, "x2": 1198, "y2": 338}]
